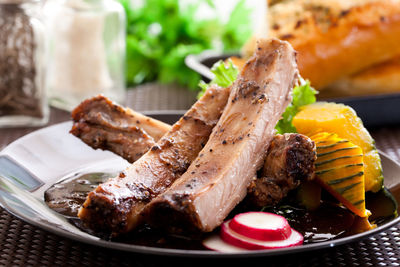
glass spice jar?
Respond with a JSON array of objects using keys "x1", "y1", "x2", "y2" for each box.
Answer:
[
  {"x1": 43, "y1": 0, "x2": 126, "y2": 111},
  {"x1": 0, "y1": 0, "x2": 49, "y2": 127}
]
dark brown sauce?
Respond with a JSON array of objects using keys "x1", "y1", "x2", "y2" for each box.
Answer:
[
  {"x1": 262, "y1": 203, "x2": 355, "y2": 244},
  {"x1": 44, "y1": 173, "x2": 400, "y2": 250},
  {"x1": 44, "y1": 172, "x2": 114, "y2": 217}
]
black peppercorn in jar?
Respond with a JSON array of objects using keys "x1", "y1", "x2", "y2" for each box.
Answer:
[{"x1": 0, "y1": 0, "x2": 48, "y2": 127}]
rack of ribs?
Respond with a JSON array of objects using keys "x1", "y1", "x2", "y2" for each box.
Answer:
[
  {"x1": 144, "y1": 38, "x2": 299, "y2": 234},
  {"x1": 78, "y1": 85, "x2": 230, "y2": 236},
  {"x1": 71, "y1": 100, "x2": 316, "y2": 209},
  {"x1": 78, "y1": 38, "x2": 299, "y2": 236},
  {"x1": 72, "y1": 102, "x2": 316, "y2": 209}
]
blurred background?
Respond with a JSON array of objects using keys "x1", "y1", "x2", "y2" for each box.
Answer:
[
  {"x1": 119, "y1": 0, "x2": 260, "y2": 89},
  {"x1": 2, "y1": 0, "x2": 400, "y2": 127},
  {"x1": 0, "y1": 0, "x2": 261, "y2": 126}
]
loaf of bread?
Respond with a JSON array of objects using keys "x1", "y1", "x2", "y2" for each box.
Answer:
[
  {"x1": 243, "y1": 0, "x2": 400, "y2": 90},
  {"x1": 322, "y1": 55, "x2": 400, "y2": 97}
]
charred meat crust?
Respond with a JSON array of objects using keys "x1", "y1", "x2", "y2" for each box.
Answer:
[
  {"x1": 71, "y1": 95, "x2": 171, "y2": 141},
  {"x1": 78, "y1": 193, "x2": 134, "y2": 234},
  {"x1": 71, "y1": 121, "x2": 155, "y2": 163},
  {"x1": 79, "y1": 117, "x2": 213, "y2": 235},
  {"x1": 144, "y1": 193, "x2": 203, "y2": 235},
  {"x1": 78, "y1": 86, "x2": 230, "y2": 236},
  {"x1": 144, "y1": 38, "x2": 299, "y2": 234},
  {"x1": 247, "y1": 133, "x2": 317, "y2": 207},
  {"x1": 70, "y1": 95, "x2": 171, "y2": 163},
  {"x1": 72, "y1": 105, "x2": 316, "y2": 211},
  {"x1": 263, "y1": 133, "x2": 316, "y2": 183}
]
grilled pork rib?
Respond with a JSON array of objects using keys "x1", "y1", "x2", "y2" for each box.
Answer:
[
  {"x1": 72, "y1": 105, "x2": 315, "y2": 207},
  {"x1": 145, "y1": 39, "x2": 298, "y2": 233},
  {"x1": 72, "y1": 101, "x2": 315, "y2": 208},
  {"x1": 78, "y1": 86, "x2": 230, "y2": 235},
  {"x1": 247, "y1": 133, "x2": 316, "y2": 207},
  {"x1": 71, "y1": 95, "x2": 171, "y2": 163}
]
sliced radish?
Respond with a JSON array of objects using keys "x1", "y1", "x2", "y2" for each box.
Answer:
[
  {"x1": 202, "y1": 234, "x2": 248, "y2": 253},
  {"x1": 229, "y1": 212, "x2": 292, "y2": 241},
  {"x1": 221, "y1": 220, "x2": 303, "y2": 250}
]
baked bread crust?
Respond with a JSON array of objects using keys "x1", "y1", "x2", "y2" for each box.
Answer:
[
  {"x1": 243, "y1": 0, "x2": 400, "y2": 89},
  {"x1": 323, "y1": 55, "x2": 400, "y2": 97}
]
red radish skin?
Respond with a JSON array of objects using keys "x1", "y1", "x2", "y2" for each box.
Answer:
[
  {"x1": 229, "y1": 212, "x2": 292, "y2": 241},
  {"x1": 221, "y1": 221, "x2": 303, "y2": 250},
  {"x1": 202, "y1": 235, "x2": 249, "y2": 253}
]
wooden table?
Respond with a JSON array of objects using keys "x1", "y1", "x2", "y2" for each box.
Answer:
[{"x1": 1, "y1": 86, "x2": 400, "y2": 266}]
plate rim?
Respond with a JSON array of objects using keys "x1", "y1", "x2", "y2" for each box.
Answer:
[{"x1": 1, "y1": 116, "x2": 400, "y2": 258}]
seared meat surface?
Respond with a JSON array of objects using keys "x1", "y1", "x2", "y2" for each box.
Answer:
[
  {"x1": 71, "y1": 95, "x2": 171, "y2": 163},
  {"x1": 72, "y1": 105, "x2": 315, "y2": 207},
  {"x1": 71, "y1": 101, "x2": 314, "y2": 210},
  {"x1": 247, "y1": 133, "x2": 316, "y2": 208},
  {"x1": 144, "y1": 38, "x2": 298, "y2": 234},
  {"x1": 78, "y1": 86, "x2": 230, "y2": 236},
  {"x1": 71, "y1": 122, "x2": 155, "y2": 164}
]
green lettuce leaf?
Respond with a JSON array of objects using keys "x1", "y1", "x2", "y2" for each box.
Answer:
[
  {"x1": 197, "y1": 60, "x2": 238, "y2": 98},
  {"x1": 275, "y1": 78, "x2": 317, "y2": 134},
  {"x1": 198, "y1": 62, "x2": 317, "y2": 133},
  {"x1": 120, "y1": 0, "x2": 252, "y2": 89}
]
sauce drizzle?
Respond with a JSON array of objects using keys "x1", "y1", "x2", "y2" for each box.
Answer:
[{"x1": 44, "y1": 172, "x2": 399, "y2": 249}]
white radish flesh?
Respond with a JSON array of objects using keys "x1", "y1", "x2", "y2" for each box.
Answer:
[
  {"x1": 202, "y1": 235, "x2": 249, "y2": 253},
  {"x1": 230, "y1": 212, "x2": 292, "y2": 241},
  {"x1": 221, "y1": 221, "x2": 303, "y2": 250}
]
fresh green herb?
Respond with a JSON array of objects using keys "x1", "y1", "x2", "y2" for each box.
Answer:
[
  {"x1": 275, "y1": 78, "x2": 318, "y2": 134},
  {"x1": 220, "y1": 0, "x2": 253, "y2": 52},
  {"x1": 198, "y1": 61, "x2": 317, "y2": 132},
  {"x1": 198, "y1": 60, "x2": 238, "y2": 98},
  {"x1": 119, "y1": 0, "x2": 252, "y2": 89}
]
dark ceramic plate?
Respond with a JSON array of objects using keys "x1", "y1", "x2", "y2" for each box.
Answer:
[
  {"x1": 0, "y1": 112, "x2": 400, "y2": 258},
  {"x1": 185, "y1": 52, "x2": 400, "y2": 127}
]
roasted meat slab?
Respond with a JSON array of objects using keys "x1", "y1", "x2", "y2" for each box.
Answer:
[
  {"x1": 72, "y1": 105, "x2": 315, "y2": 207},
  {"x1": 78, "y1": 85, "x2": 230, "y2": 235},
  {"x1": 71, "y1": 95, "x2": 171, "y2": 163},
  {"x1": 145, "y1": 39, "x2": 298, "y2": 233},
  {"x1": 247, "y1": 133, "x2": 316, "y2": 207},
  {"x1": 72, "y1": 101, "x2": 315, "y2": 208}
]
